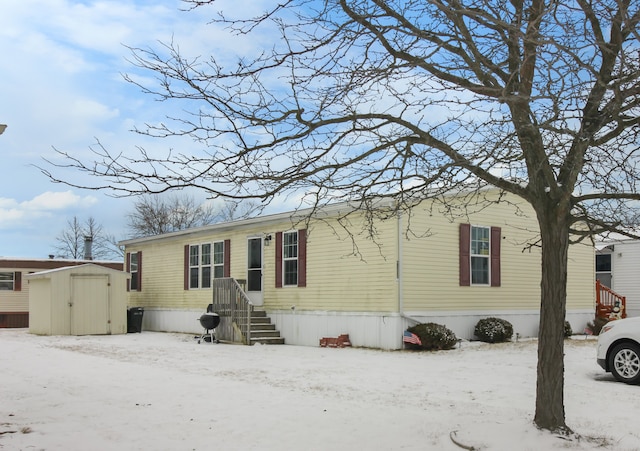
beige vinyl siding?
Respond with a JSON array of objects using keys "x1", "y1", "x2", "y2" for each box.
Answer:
[
  {"x1": 125, "y1": 189, "x2": 594, "y2": 315},
  {"x1": 0, "y1": 268, "x2": 28, "y2": 312},
  {"x1": 264, "y1": 214, "x2": 398, "y2": 312},
  {"x1": 127, "y1": 213, "x2": 399, "y2": 313},
  {"x1": 401, "y1": 192, "x2": 594, "y2": 312},
  {"x1": 566, "y1": 241, "x2": 595, "y2": 310},
  {"x1": 127, "y1": 241, "x2": 210, "y2": 309}
]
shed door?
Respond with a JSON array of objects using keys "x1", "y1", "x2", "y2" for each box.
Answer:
[{"x1": 71, "y1": 275, "x2": 109, "y2": 335}]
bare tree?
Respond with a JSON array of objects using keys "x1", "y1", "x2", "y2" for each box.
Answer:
[
  {"x1": 54, "y1": 216, "x2": 122, "y2": 260},
  {"x1": 126, "y1": 193, "x2": 215, "y2": 237},
  {"x1": 126, "y1": 193, "x2": 258, "y2": 237},
  {"x1": 215, "y1": 199, "x2": 261, "y2": 223},
  {"x1": 40, "y1": 0, "x2": 640, "y2": 433}
]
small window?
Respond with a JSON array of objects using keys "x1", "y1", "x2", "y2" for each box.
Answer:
[
  {"x1": 283, "y1": 231, "x2": 299, "y2": 286},
  {"x1": 189, "y1": 243, "x2": 212, "y2": 289},
  {"x1": 201, "y1": 243, "x2": 212, "y2": 289},
  {"x1": 471, "y1": 226, "x2": 490, "y2": 285},
  {"x1": 0, "y1": 272, "x2": 14, "y2": 291},
  {"x1": 213, "y1": 241, "x2": 225, "y2": 279},
  {"x1": 130, "y1": 254, "x2": 139, "y2": 291},
  {"x1": 596, "y1": 254, "x2": 611, "y2": 272}
]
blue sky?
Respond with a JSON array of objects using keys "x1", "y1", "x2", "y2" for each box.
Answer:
[{"x1": 0, "y1": 0, "x2": 271, "y2": 259}]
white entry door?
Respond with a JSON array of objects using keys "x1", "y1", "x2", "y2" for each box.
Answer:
[{"x1": 247, "y1": 237, "x2": 264, "y2": 306}]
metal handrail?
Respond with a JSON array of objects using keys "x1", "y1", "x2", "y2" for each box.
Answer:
[{"x1": 212, "y1": 278, "x2": 254, "y2": 344}]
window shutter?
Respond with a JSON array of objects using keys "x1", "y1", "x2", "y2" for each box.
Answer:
[
  {"x1": 126, "y1": 253, "x2": 131, "y2": 292},
  {"x1": 184, "y1": 245, "x2": 190, "y2": 290},
  {"x1": 14, "y1": 271, "x2": 22, "y2": 292},
  {"x1": 298, "y1": 229, "x2": 307, "y2": 287},
  {"x1": 223, "y1": 239, "x2": 231, "y2": 278},
  {"x1": 275, "y1": 232, "x2": 283, "y2": 288},
  {"x1": 136, "y1": 251, "x2": 142, "y2": 291},
  {"x1": 490, "y1": 227, "x2": 501, "y2": 287},
  {"x1": 459, "y1": 223, "x2": 471, "y2": 286}
]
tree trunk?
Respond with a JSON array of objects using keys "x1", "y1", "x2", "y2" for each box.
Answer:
[{"x1": 534, "y1": 209, "x2": 571, "y2": 432}]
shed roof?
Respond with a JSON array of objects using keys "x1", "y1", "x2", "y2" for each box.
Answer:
[{"x1": 25, "y1": 263, "x2": 130, "y2": 280}]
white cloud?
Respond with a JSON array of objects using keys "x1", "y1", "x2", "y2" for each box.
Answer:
[
  {"x1": 24, "y1": 191, "x2": 98, "y2": 210},
  {"x1": 0, "y1": 191, "x2": 98, "y2": 230}
]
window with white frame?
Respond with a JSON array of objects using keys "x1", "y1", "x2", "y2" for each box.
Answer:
[
  {"x1": 213, "y1": 241, "x2": 224, "y2": 279},
  {"x1": 129, "y1": 253, "x2": 139, "y2": 291},
  {"x1": 283, "y1": 231, "x2": 298, "y2": 286},
  {"x1": 0, "y1": 272, "x2": 14, "y2": 290},
  {"x1": 189, "y1": 243, "x2": 212, "y2": 289},
  {"x1": 470, "y1": 226, "x2": 490, "y2": 285}
]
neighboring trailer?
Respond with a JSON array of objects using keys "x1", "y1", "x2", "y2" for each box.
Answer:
[
  {"x1": 597, "y1": 239, "x2": 640, "y2": 318},
  {"x1": 26, "y1": 264, "x2": 129, "y2": 336}
]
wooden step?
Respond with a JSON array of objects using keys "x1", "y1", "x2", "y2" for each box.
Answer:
[
  {"x1": 243, "y1": 309, "x2": 285, "y2": 345},
  {"x1": 251, "y1": 336, "x2": 285, "y2": 345},
  {"x1": 249, "y1": 329, "x2": 281, "y2": 338}
]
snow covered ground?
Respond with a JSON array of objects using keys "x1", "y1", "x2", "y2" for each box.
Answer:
[{"x1": 1, "y1": 329, "x2": 639, "y2": 451}]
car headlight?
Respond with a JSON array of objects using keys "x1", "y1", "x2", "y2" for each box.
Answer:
[{"x1": 600, "y1": 323, "x2": 616, "y2": 335}]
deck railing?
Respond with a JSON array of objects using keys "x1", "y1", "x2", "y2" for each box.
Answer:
[
  {"x1": 212, "y1": 278, "x2": 254, "y2": 344},
  {"x1": 596, "y1": 279, "x2": 626, "y2": 320}
]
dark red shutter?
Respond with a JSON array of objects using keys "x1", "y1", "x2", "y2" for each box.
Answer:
[
  {"x1": 126, "y1": 253, "x2": 131, "y2": 292},
  {"x1": 275, "y1": 232, "x2": 283, "y2": 288},
  {"x1": 184, "y1": 245, "x2": 190, "y2": 290},
  {"x1": 136, "y1": 251, "x2": 142, "y2": 291},
  {"x1": 223, "y1": 239, "x2": 231, "y2": 277},
  {"x1": 298, "y1": 229, "x2": 307, "y2": 287},
  {"x1": 14, "y1": 272, "x2": 22, "y2": 292},
  {"x1": 459, "y1": 223, "x2": 471, "y2": 286},
  {"x1": 490, "y1": 227, "x2": 501, "y2": 287}
]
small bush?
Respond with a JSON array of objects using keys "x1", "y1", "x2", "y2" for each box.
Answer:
[
  {"x1": 564, "y1": 320, "x2": 573, "y2": 338},
  {"x1": 474, "y1": 317, "x2": 514, "y2": 343},
  {"x1": 408, "y1": 322, "x2": 458, "y2": 350},
  {"x1": 586, "y1": 317, "x2": 609, "y2": 336}
]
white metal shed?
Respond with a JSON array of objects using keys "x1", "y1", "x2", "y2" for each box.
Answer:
[{"x1": 26, "y1": 264, "x2": 129, "y2": 335}]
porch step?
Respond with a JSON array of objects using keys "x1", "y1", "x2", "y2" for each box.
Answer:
[
  {"x1": 247, "y1": 309, "x2": 284, "y2": 345},
  {"x1": 251, "y1": 336, "x2": 286, "y2": 345}
]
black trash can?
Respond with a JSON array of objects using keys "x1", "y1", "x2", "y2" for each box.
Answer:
[{"x1": 127, "y1": 307, "x2": 144, "y2": 333}]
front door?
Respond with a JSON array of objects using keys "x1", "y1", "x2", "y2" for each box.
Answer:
[{"x1": 247, "y1": 237, "x2": 264, "y2": 306}]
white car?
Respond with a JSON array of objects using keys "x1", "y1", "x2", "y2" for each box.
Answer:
[{"x1": 597, "y1": 317, "x2": 640, "y2": 384}]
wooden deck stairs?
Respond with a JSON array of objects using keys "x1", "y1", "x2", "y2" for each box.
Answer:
[
  {"x1": 212, "y1": 278, "x2": 284, "y2": 345},
  {"x1": 245, "y1": 310, "x2": 285, "y2": 345},
  {"x1": 596, "y1": 280, "x2": 626, "y2": 321}
]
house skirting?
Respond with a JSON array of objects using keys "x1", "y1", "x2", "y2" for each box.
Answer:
[
  {"x1": 139, "y1": 308, "x2": 205, "y2": 335},
  {"x1": 0, "y1": 312, "x2": 29, "y2": 328},
  {"x1": 270, "y1": 308, "x2": 594, "y2": 349},
  {"x1": 138, "y1": 307, "x2": 594, "y2": 350}
]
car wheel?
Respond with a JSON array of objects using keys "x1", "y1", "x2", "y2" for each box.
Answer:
[{"x1": 608, "y1": 342, "x2": 640, "y2": 384}]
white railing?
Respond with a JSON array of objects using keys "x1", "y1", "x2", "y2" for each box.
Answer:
[{"x1": 212, "y1": 278, "x2": 254, "y2": 344}]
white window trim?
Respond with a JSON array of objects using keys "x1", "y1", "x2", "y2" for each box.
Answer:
[
  {"x1": 212, "y1": 240, "x2": 225, "y2": 279},
  {"x1": 470, "y1": 225, "x2": 491, "y2": 286},
  {"x1": 129, "y1": 254, "x2": 139, "y2": 291},
  {"x1": 282, "y1": 230, "x2": 299, "y2": 287},
  {"x1": 0, "y1": 271, "x2": 15, "y2": 291},
  {"x1": 189, "y1": 243, "x2": 212, "y2": 289}
]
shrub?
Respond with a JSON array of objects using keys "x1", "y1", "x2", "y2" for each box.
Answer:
[
  {"x1": 586, "y1": 317, "x2": 609, "y2": 336},
  {"x1": 474, "y1": 317, "x2": 514, "y2": 343},
  {"x1": 564, "y1": 320, "x2": 573, "y2": 338},
  {"x1": 407, "y1": 322, "x2": 458, "y2": 350}
]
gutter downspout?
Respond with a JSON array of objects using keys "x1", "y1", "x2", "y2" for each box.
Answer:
[{"x1": 397, "y1": 207, "x2": 403, "y2": 314}]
